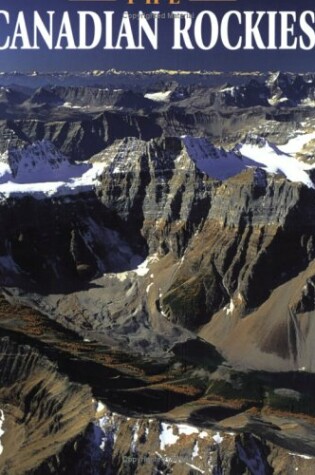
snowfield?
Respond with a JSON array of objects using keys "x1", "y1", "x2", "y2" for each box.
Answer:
[
  {"x1": 1, "y1": 130, "x2": 315, "y2": 200},
  {"x1": 237, "y1": 133, "x2": 315, "y2": 188},
  {"x1": 183, "y1": 132, "x2": 315, "y2": 188},
  {"x1": 144, "y1": 90, "x2": 172, "y2": 102},
  {"x1": 159, "y1": 422, "x2": 211, "y2": 451},
  {"x1": 0, "y1": 140, "x2": 105, "y2": 198},
  {"x1": 182, "y1": 136, "x2": 262, "y2": 180},
  {"x1": 159, "y1": 423, "x2": 179, "y2": 450}
]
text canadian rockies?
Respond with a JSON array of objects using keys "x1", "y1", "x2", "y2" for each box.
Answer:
[{"x1": 0, "y1": 10, "x2": 315, "y2": 50}]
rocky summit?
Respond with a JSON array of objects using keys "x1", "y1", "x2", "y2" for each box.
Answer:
[{"x1": 1, "y1": 71, "x2": 315, "y2": 474}]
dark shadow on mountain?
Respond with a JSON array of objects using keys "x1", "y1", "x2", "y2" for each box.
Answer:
[{"x1": 0, "y1": 190, "x2": 149, "y2": 296}]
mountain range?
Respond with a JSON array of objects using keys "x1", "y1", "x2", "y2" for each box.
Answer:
[{"x1": 1, "y1": 71, "x2": 315, "y2": 474}]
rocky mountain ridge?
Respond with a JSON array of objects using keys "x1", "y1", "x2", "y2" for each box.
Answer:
[
  {"x1": 1, "y1": 133, "x2": 315, "y2": 369},
  {"x1": 1, "y1": 72, "x2": 315, "y2": 473},
  {"x1": 0, "y1": 337, "x2": 94, "y2": 475}
]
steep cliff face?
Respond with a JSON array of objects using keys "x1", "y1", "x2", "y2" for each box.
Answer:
[
  {"x1": 0, "y1": 193, "x2": 148, "y2": 291},
  {"x1": 97, "y1": 136, "x2": 209, "y2": 255},
  {"x1": 95, "y1": 137, "x2": 315, "y2": 353},
  {"x1": 0, "y1": 113, "x2": 163, "y2": 161},
  {"x1": 0, "y1": 337, "x2": 94, "y2": 475},
  {"x1": 1, "y1": 134, "x2": 315, "y2": 370},
  {"x1": 163, "y1": 174, "x2": 315, "y2": 322}
]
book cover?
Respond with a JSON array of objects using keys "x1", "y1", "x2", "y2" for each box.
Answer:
[{"x1": 0, "y1": 0, "x2": 314, "y2": 473}]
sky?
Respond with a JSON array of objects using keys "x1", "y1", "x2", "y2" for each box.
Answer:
[{"x1": 0, "y1": 0, "x2": 315, "y2": 72}]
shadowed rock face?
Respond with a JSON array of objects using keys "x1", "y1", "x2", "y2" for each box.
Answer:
[
  {"x1": 162, "y1": 175, "x2": 315, "y2": 322},
  {"x1": 0, "y1": 337, "x2": 94, "y2": 475},
  {"x1": 0, "y1": 192, "x2": 147, "y2": 292}
]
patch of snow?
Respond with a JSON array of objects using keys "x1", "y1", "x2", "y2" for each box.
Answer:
[
  {"x1": 192, "y1": 441, "x2": 199, "y2": 458},
  {"x1": 133, "y1": 254, "x2": 159, "y2": 277},
  {"x1": 134, "y1": 260, "x2": 150, "y2": 277},
  {"x1": 199, "y1": 431, "x2": 208, "y2": 439},
  {"x1": 97, "y1": 413, "x2": 119, "y2": 454},
  {"x1": 186, "y1": 463, "x2": 205, "y2": 474},
  {"x1": 237, "y1": 292, "x2": 243, "y2": 302},
  {"x1": 301, "y1": 98, "x2": 315, "y2": 108},
  {"x1": 212, "y1": 432, "x2": 223, "y2": 444},
  {"x1": 238, "y1": 134, "x2": 315, "y2": 188},
  {"x1": 116, "y1": 272, "x2": 128, "y2": 282},
  {"x1": 0, "y1": 410, "x2": 5, "y2": 455},
  {"x1": 144, "y1": 90, "x2": 172, "y2": 102},
  {"x1": 96, "y1": 401, "x2": 106, "y2": 413},
  {"x1": 175, "y1": 153, "x2": 187, "y2": 169},
  {"x1": 278, "y1": 131, "x2": 315, "y2": 154},
  {"x1": 92, "y1": 70, "x2": 105, "y2": 76},
  {"x1": 177, "y1": 424, "x2": 199, "y2": 436},
  {"x1": 63, "y1": 101, "x2": 82, "y2": 109},
  {"x1": 159, "y1": 423, "x2": 179, "y2": 450},
  {"x1": 131, "y1": 421, "x2": 140, "y2": 453},
  {"x1": 220, "y1": 86, "x2": 235, "y2": 94},
  {"x1": 224, "y1": 299, "x2": 235, "y2": 315},
  {"x1": 146, "y1": 283, "x2": 154, "y2": 294},
  {"x1": 289, "y1": 452, "x2": 314, "y2": 460}
]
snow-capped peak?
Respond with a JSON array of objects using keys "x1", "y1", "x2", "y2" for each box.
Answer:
[
  {"x1": 182, "y1": 135, "x2": 261, "y2": 180},
  {"x1": 182, "y1": 132, "x2": 315, "y2": 188},
  {"x1": 0, "y1": 139, "x2": 106, "y2": 199},
  {"x1": 237, "y1": 131, "x2": 315, "y2": 188},
  {"x1": 4, "y1": 140, "x2": 70, "y2": 181}
]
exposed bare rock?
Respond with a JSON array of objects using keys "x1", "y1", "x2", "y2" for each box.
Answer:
[
  {"x1": 32, "y1": 407, "x2": 315, "y2": 475},
  {"x1": 0, "y1": 337, "x2": 94, "y2": 474}
]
